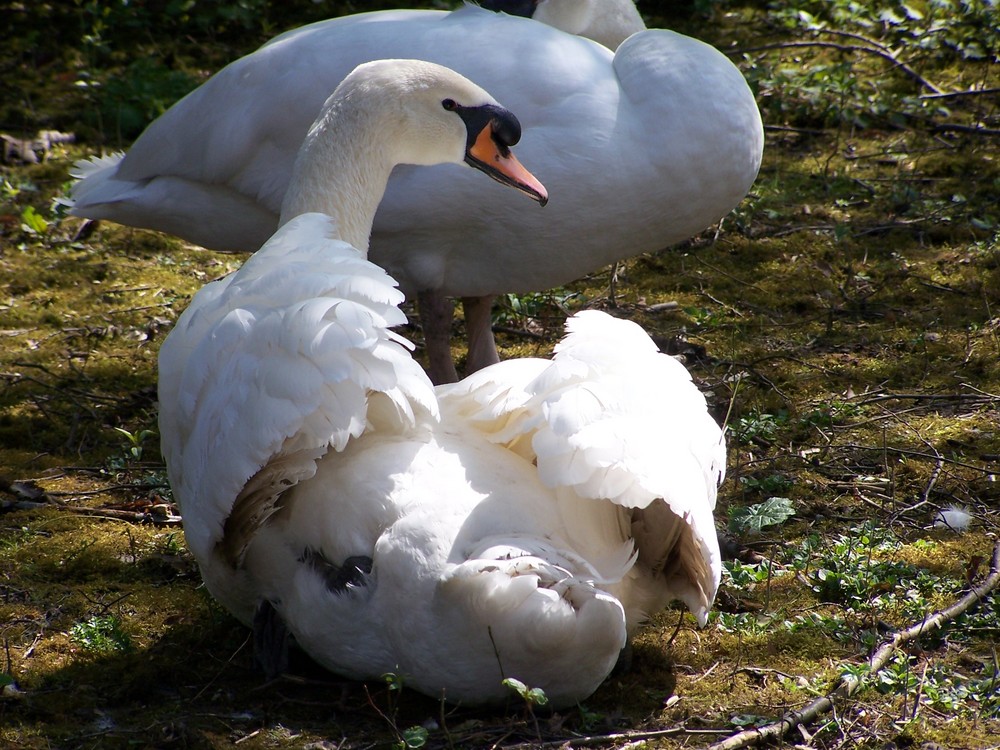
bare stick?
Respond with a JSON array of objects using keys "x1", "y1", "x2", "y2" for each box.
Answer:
[
  {"x1": 932, "y1": 123, "x2": 1000, "y2": 138},
  {"x1": 920, "y1": 87, "x2": 1000, "y2": 100},
  {"x1": 707, "y1": 541, "x2": 1000, "y2": 750},
  {"x1": 501, "y1": 725, "x2": 731, "y2": 749},
  {"x1": 1, "y1": 498, "x2": 181, "y2": 525}
]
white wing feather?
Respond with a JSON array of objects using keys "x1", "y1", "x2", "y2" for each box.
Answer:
[
  {"x1": 442, "y1": 309, "x2": 725, "y2": 623},
  {"x1": 158, "y1": 213, "x2": 437, "y2": 561}
]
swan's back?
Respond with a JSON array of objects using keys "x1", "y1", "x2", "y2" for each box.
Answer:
[
  {"x1": 84, "y1": 8, "x2": 606, "y2": 235},
  {"x1": 72, "y1": 6, "x2": 761, "y2": 300}
]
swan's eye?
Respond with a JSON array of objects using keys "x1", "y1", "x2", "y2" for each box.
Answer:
[{"x1": 441, "y1": 98, "x2": 457, "y2": 111}]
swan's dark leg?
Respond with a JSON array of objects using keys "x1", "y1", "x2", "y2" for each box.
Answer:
[
  {"x1": 462, "y1": 295, "x2": 501, "y2": 375},
  {"x1": 252, "y1": 599, "x2": 289, "y2": 680},
  {"x1": 417, "y1": 290, "x2": 459, "y2": 384}
]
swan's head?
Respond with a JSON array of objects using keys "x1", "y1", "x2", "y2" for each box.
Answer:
[{"x1": 337, "y1": 59, "x2": 547, "y2": 205}]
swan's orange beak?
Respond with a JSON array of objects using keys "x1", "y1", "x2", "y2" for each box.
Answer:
[{"x1": 466, "y1": 123, "x2": 548, "y2": 206}]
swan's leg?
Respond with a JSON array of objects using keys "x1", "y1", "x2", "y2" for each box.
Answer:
[
  {"x1": 417, "y1": 290, "x2": 459, "y2": 384},
  {"x1": 462, "y1": 295, "x2": 500, "y2": 374},
  {"x1": 252, "y1": 599, "x2": 289, "y2": 680}
]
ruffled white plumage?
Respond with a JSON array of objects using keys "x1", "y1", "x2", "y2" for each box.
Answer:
[
  {"x1": 159, "y1": 213, "x2": 437, "y2": 575},
  {"x1": 438, "y1": 310, "x2": 724, "y2": 625},
  {"x1": 158, "y1": 58, "x2": 725, "y2": 708},
  {"x1": 163, "y1": 227, "x2": 724, "y2": 701}
]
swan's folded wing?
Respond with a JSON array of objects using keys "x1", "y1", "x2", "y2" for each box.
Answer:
[
  {"x1": 537, "y1": 312, "x2": 725, "y2": 622},
  {"x1": 158, "y1": 213, "x2": 438, "y2": 562},
  {"x1": 452, "y1": 310, "x2": 724, "y2": 621}
]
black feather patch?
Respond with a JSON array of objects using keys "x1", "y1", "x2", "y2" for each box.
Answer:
[{"x1": 301, "y1": 549, "x2": 373, "y2": 594}]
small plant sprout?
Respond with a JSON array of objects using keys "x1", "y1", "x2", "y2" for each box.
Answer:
[
  {"x1": 70, "y1": 615, "x2": 133, "y2": 654},
  {"x1": 502, "y1": 677, "x2": 549, "y2": 709},
  {"x1": 503, "y1": 677, "x2": 549, "y2": 736},
  {"x1": 19, "y1": 205, "x2": 48, "y2": 235},
  {"x1": 374, "y1": 672, "x2": 429, "y2": 749},
  {"x1": 113, "y1": 426, "x2": 157, "y2": 462}
]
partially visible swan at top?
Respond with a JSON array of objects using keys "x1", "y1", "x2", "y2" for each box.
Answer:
[
  {"x1": 481, "y1": 0, "x2": 646, "y2": 49},
  {"x1": 71, "y1": 0, "x2": 763, "y2": 384},
  {"x1": 158, "y1": 58, "x2": 723, "y2": 708}
]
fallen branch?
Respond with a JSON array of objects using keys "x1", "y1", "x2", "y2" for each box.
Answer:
[
  {"x1": 932, "y1": 123, "x2": 1000, "y2": 138},
  {"x1": 0, "y1": 498, "x2": 183, "y2": 525},
  {"x1": 920, "y1": 87, "x2": 1000, "y2": 100},
  {"x1": 501, "y1": 725, "x2": 731, "y2": 749},
  {"x1": 854, "y1": 391, "x2": 998, "y2": 404},
  {"x1": 706, "y1": 540, "x2": 1000, "y2": 750},
  {"x1": 0, "y1": 478, "x2": 181, "y2": 525},
  {"x1": 838, "y1": 443, "x2": 992, "y2": 474}
]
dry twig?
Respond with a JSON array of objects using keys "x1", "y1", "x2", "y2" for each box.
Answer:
[{"x1": 706, "y1": 540, "x2": 1000, "y2": 750}]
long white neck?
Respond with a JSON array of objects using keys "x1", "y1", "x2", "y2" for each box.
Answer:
[{"x1": 278, "y1": 93, "x2": 397, "y2": 253}]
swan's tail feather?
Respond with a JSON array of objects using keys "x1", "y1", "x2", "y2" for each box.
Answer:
[
  {"x1": 69, "y1": 152, "x2": 124, "y2": 180},
  {"x1": 448, "y1": 309, "x2": 724, "y2": 623},
  {"x1": 67, "y1": 153, "x2": 125, "y2": 208}
]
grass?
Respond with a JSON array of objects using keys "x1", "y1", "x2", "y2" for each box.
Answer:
[{"x1": 1, "y1": 0, "x2": 999, "y2": 748}]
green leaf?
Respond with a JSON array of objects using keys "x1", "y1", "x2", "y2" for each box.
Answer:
[
  {"x1": 502, "y1": 677, "x2": 528, "y2": 696},
  {"x1": 728, "y1": 497, "x2": 795, "y2": 534},
  {"x1": 381, "y1": 672, "x2": 404, "y2": 691},
  {"x1": 401, "y1": 726, "x2": 428, "y2": 749},
  {"x1": 730, "y1": 713, "x2": 768, "y2": 727},
  {"x1": 502, "y1": 677, "x2": 548, "y2": 706},
  {"x1": 70, "y1": 615, "x2": 133, "y2": 654},
  {"x1": 526, "y1": 687, "x2": 549, "y2": 706},
  {"x1": 20, "y1": 205, "x2": 48, "y2": 234}
]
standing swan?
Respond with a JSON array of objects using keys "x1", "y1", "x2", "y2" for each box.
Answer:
[
  {"x1": 71, "y1": 1, "x2": 763, "y2": 384},
  {"x1": 159, "y1": 59, "x2": 724, "y2": 707}
]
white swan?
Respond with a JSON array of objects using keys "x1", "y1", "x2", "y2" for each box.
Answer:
[
  {"x1": 481, "y1": 0, "x2": 646, "y2": 49},
  {"x1": 159, "y1": 58, "x2": 724, "y2": 708},
  {"x1": 159, "y1": 61, "x2": 725, "y2": 706},
  {"x1": 71, "y1": 1, "x2": 763, "y2": 384}
]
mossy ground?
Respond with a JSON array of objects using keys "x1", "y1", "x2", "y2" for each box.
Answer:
[{"x1": 1, "y1": 1, "x2": 998, "y2": 748}]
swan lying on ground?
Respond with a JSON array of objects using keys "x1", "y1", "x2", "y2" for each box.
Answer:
[
  {"x1": 72, "y1": 0, "x2": 763, "y2": 383},
  {"x1": 158, "y1": 59, "x2": 724, "y2": 707}
]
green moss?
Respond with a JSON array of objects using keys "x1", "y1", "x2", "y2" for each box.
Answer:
[{"x1": 1, "y1": 1, "x2": 998, "y2": 747}]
